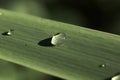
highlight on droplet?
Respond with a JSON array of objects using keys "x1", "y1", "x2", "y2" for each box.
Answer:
[
  {"x1": 111, "y1": 74, "x2": 120, "y2": 80},
  {"x1": 51, "y1": 33, "x2": 66, "y2": 46},
  {"x1": 99, "y1": 64, "x2": 106, "y2": 68}
]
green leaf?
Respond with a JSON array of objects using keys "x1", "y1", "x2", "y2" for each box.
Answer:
[{"x1": 0, "y1": 9, "x2": 120, "y2": 80}]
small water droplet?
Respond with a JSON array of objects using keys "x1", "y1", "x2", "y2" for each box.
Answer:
[
  {"x1": 2, "y1": 29, "x2": 14, "y2": 36},
  {"x1": 7, "y1": 31, "x2": 12, "y2": 35},
  {"x1": 51, "y1": 33, "x2": 66, "y2": 46},
  {"x1": 99, "y1": 64, "x2": 106, "y2": 68},
  {"x1": 111, "y1": 74, "x2": 120, "y2": 80}
]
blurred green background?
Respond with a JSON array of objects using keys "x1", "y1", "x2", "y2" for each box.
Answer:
[
  {"x1": 0, "y1": 0, "x2": 120, "y2": 80},
  {"x1": 0, "y1": 0, "x2": 120, "y2": 34}
]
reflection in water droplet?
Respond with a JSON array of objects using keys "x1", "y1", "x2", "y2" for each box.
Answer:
[
  {"x1": 7, "y1": 30, "x2": 12, "y2": 35},
  {"x1": 51, "y1": 33, "x2": 66, "y2": 45},
  {"x1": 111, "y1": 74, "x2": 120, "y2": 80}
]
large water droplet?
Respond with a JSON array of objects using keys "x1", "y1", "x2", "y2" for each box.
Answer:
[
  {"x1": 38, "y1": 33, "x2": 66, "y2": 47},
  {"x1": 111, "y1": 74, "x2": 120, "y2": 80},
  {"x1": 51, "y1": 33, "x2": 66, "y2": 45}
]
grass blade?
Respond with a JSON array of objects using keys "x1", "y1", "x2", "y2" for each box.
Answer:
[{"x1": 0, "y1": 9, "x2": 120, "y2": 80}]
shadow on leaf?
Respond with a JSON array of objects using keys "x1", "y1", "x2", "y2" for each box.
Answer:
[{"x1": 38, "y1": 37, "x2": 54, "y2": 47}]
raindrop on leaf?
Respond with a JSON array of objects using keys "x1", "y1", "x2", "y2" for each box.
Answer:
[
  {"x1": 2, "y1": 29, "x2": 14, "y2": 36},
  {"x1": 99, "y1": 64, "x2": 106, "y2": 68}
]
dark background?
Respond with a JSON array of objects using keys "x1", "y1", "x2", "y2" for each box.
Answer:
[{"x1": 0, "y1": 0, "x2": 120, "y2": 34}]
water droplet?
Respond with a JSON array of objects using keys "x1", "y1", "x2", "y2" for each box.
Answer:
[
  {"x1": 2, "y1": 29, "x2": 14, "y2": 36},
  {"x1": 99, "y1": 64, "x2": 106, "y2": 68},
  {"x1": 7, "y1": 31, "x2": 12, "y2": 35},
  {"x1": 51, "y1": 33, "x2": 66, "y2": 45},
  {"x1": 38, "y1": 33, "x2": 66, "y2": 47},
  {"x1": 111, "y1": 74, "x2": 120, "y2": 80}
]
